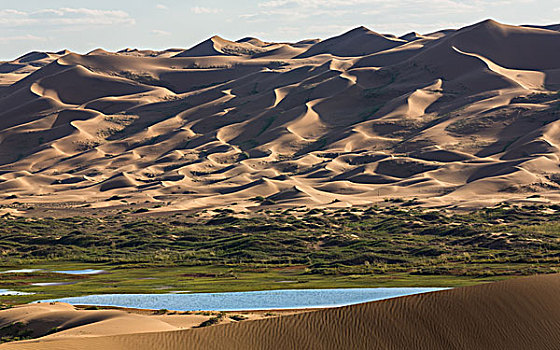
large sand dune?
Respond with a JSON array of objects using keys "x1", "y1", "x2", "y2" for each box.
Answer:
[
  {"x1": 4, "y1": 274, "x2": 560, "y2": 349},
  {"x1": 1, "y1": 20, "x2": 560, "y2": 213}
]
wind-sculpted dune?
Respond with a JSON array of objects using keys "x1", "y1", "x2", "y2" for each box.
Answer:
[{"x1": 1, "y1": 20, "x2": 560, "y2": 212}]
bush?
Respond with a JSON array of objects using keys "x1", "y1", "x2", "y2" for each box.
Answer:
[
  {"x1": 195, "y1": 316, "x2": 221, "y2": 328},
  {"x1": 230, "y1": 315, "x2": 248, "y2": 321}
]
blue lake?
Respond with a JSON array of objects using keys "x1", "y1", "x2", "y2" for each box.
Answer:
[
  {"x1": 0, "y1": 289, "x2": 34, "y2": 296},
  {"x1": 52, "y1": 269, "x2": 105, "y2": 275},
  {"x1": 36, "y1": 288, "x2": 447, "y2": 311}
]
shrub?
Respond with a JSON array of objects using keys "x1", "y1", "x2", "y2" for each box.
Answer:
[
  {"x1": 195, "y1": 316, "x2": 221, "y2": 328},
  {"x1": 230, "y1": 315, "x2": 248, "y2": 321}
]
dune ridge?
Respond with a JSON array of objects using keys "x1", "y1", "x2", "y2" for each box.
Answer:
[
  {"x1": 0, "y1": 20, "x2": 560, "y2": 213},
  {"x1": 4, "y1": 274, "x2": 560, "y2": 349}
]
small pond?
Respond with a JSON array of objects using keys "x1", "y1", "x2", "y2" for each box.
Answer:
[
  {"x1": 0, "y1": 269, "x2": 42, "y2": 274},
  {"x1": 51, "y1": 269, "x2": 105, "y2": 275},
  {"x1": 0, "y1": 289, "x2": 34, "y2": 296}
]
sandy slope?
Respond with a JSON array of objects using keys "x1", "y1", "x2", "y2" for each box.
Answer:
[
  {"x1": 0, "y1": 303, "x2": 184, "y2": 337},
  {"x1": 0, "y1": 303, "x2": 297, "y2": 345},
  {"x1": 0, "y1": 20, "x2": 560, "y2": 213},
  {"x1": 4, "y1": 274, "x2": 560, "y2": 349}
]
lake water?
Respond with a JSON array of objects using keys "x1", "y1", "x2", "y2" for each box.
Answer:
[
  {"x1": 0, "y1": 289, "x2": 34, "y2": 296},
  {"x1": 0, "y1": 268, "x2": 104, "y2": 275},
  {"x1": 52, "y1": 269, "x2": 105, "y2": 275},
  {"x1": 31, "y1": 282, "x2": 77, "y2": 287},
  {"x1": 36, "y1": 288, "x2": 446, "y2": 311},
  {"x1": 0, "y1": 269, "x2": 42, "y2": 274}
]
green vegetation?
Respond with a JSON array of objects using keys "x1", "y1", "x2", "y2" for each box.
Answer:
[
  {"x1": 195, "y1": 313, "x2": 224, "y2": 328},
  {"x1": 0, "y1": 322, "x2": 33, "y2": 343},
  {"x1": 46, "y1": 327, "x2": 61, "y2": 335},
  {"x1": 1, "y1": 204, "x2": 560, "y2": 304},
  {"x1": 230, "y1": 314, "x2": 248, "y2": 321}
]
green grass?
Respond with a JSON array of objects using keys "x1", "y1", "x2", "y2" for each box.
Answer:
[{"x1": 1, "y1": 204, "x2": 560, "y2": 305}]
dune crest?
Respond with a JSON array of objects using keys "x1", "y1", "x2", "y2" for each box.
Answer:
[{"x1": 0, "y1": 20, "x2": 560, "y2": 212}]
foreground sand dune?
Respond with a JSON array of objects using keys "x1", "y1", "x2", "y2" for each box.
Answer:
[
  {"x1": 4, "y1": 274, "x2": 560, "y2": 349},
  {"x1": 0, "y1": 20, "x2": 559, "y2": 214},
  {"x1": 0, "y1": 302, "x2": 208, "y2": 338}
]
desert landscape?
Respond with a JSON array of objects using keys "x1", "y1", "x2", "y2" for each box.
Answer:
[
  {"x1": 1, "y1": 17, "x2": 560, "y2": 349},
  {"x1": 0, "y1": 20, "x2": 559, "y2": 215},
  {"x1": 3, "y1": 274, "x2": 560, "y2": 349}
]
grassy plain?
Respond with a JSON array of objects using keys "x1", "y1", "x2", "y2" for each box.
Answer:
[{"x1": 1, "y1": 204, "x2": 559, "y2": 304}]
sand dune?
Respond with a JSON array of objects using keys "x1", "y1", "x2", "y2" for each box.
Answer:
[
  {"x1": 296, "y1": 26, "x2": 406, "y2": 58},
  {"x1": 4, "y1": 274, "x2": 560, "y2": 349},
  {"x1": 0, "y1": 302, "x2": 285, "y2": 342},
  {"x1": 0, "y1": 303, "x2": 182, "y2": 338},
  {"x1": 0, "y1": 20, "x2": 560, "y2": 213}
]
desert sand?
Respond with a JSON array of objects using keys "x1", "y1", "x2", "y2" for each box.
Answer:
[
  {"x1": 0, "y1": 302, "x2": 301, "y2": 346},
  {"x1": 2, "y1": 274, "x2": 560, "y2": 349},
  {"x1": 0, "y1": 20, "x2": 558, "y2": 215}
]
